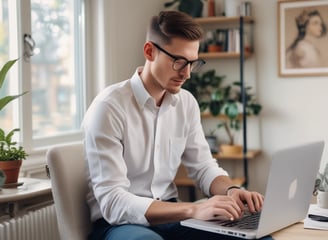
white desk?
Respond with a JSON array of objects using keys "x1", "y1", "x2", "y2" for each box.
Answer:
[
  {"x1": 272, "y1": 222, "x2": 327, "y2": 239},
  {"x1": 0, "y1": 178, "x2": 53, "y2": 218},
  {"x1": 0, "y1": 178, "x2": 59, "y2": 239}
]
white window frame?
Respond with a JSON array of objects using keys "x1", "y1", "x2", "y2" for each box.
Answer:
[{"x1": 4, "y1": 0, "x2": 90, "y2": 176}]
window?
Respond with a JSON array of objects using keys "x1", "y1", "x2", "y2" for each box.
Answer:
[
  {"x1": 0, "y1": 0, "x2": 86, "y2": 152},
  {"x1": 0, "y1": 1, "x2": 12, "y2": 132}
]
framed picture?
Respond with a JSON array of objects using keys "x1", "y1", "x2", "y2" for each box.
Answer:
[{"x1": 278, "y1": 0, "x2": 328, "y2": 77}]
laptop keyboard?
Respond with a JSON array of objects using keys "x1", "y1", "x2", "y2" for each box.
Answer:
[{"x1": 212, "y1": 211, "x2": 261, "y2": 230}]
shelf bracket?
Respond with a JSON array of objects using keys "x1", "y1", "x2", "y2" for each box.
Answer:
[{"x1": 239, "y1": 16, "x2": 249, "y2": 189}]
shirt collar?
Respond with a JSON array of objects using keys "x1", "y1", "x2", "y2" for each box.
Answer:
[
  {"x1": 130, "y1": 67, "x2": 151, "y2": 109},
  {"x1": 130, "y1": 67, "x2": 179, "y2": 110}
]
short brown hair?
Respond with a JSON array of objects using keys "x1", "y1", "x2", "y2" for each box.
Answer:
[{"x1": 147, "y1": 11, "x2": 203, "y2": 45}]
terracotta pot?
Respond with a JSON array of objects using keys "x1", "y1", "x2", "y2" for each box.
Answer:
[
  {"x1": 207, "y1": 44, "x2": 222, "y2": 52},
  {"x1": 0, "y1": 160, "x2": 22, "y2": 184},
  {"x1": 220, "y1": 144, "x2": 243, "y2": 155}
]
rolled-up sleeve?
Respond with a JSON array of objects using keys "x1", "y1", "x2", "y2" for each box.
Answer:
[
  {"x1": 83, "y1": 97, "x2": 153, "y2": 225},
  {"x1": 181, "y1": 95, "x2": 228, "y2": 197}
]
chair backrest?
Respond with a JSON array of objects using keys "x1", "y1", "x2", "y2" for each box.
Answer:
[{"x1": 46, "y1": 142, "x2": 92, "y2": 240}]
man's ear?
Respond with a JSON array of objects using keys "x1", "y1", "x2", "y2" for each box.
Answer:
[{"x1": 144, "y1": 42, "x2": 156, "y2": 61}]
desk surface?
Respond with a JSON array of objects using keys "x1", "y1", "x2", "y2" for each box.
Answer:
[
  {"x1": 1, "y1": 178, "x2": 327, "y2": 239},
  {"x1": 272, "y1": 222, "x2": 327, "y2": 240}
]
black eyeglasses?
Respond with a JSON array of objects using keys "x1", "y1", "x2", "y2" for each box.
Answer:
[{"x1": 151, "y1": 42, "x2": 206, "y2": 73}]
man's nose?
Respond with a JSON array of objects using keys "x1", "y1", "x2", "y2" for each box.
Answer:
[{"x1": 179, "y1": 63, "x2": 191, "y2": 79}]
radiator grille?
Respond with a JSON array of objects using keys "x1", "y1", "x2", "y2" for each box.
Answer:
[{"x1": 0, "y1": 204, "x2": 59, "y2": 240}]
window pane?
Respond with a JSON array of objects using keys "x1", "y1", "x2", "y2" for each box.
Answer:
[
  {"x1": 0, "y1": 0, "x2": 13, "y2": 133},
  {"x1": 31, "y1": 0, "x2": 84, "y2": 139}
]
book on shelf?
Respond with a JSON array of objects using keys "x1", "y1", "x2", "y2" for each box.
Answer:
[{"x1": 201, "y1": 28, "x2": 251, "y2": 54}]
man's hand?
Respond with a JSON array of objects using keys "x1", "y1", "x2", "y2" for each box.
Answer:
[
  {"x1": 145, "y1": 189, "x2": 263, "y2": 225},
  {"x1": 227, "y1": 188, "x2": 264, "y2": 214},
  {"x1": 191, "y1": 195, "x2": 243, "y2": 221}
]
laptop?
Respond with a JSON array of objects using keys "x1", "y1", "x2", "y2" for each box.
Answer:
[{"x1": 181, "y1": 141, "x2": 324, "y2": 239}]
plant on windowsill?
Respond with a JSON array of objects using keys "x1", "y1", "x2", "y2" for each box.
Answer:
[
  {"x1": 182, "y1": 69, "x2": 262, "y2": 155},
  {"x1": 0, "y1": 59, "x2": 28, "y2": 185}
]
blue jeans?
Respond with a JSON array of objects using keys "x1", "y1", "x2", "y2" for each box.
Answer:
[{"x1": 88, "y1": 218, "x2": 273, "y2": 240}]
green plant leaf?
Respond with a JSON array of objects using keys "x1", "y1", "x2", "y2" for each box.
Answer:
[
  {"x1": 0, "y1": 59, "x2": 18, "y2": 89},
  {"x1": 224, "y1": 102, "x2": 239, "y2": 119},
  {"x1": 164, "y1": 0, "x2": 179, "y2": 8},
  {"x1": 248, "y1": 103, "x2": 262, "y2": 115},
  {"x1": 5, "y1": 128, "x2": 19, "y2": 145},
  {"x1": 0, "y1": 128, "x2": 4, "y2": 141},
  {"x1": 178, "y1": 0, "x2": 203, "y2": 17},
  {"x1": 199, "y1": 101, "x2": 209, "y2": 112},
  {"x1": 209, "y1": 100, "x2": 224, "y2": 116},
  {"x1": 0, "y1": 92, "x2": 28, "y2": 111},
  {"x1": 0, "y1": 59, "x2": 28, "y2": 161},
  {"x1": 211, "y1": 89, "x2": 223, "y2": 101}
]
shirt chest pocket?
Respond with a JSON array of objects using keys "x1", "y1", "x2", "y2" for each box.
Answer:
[{"x1": 169, "y1": 137, "x2": 187, "y2": 173}]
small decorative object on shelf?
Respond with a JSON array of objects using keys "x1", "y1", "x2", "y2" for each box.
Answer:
[
  {"x1": 314, "y1": 163, "x2": 328, "y2": 208},
  {"x1": 164, "y1": 0, "x2": 203, "y2": 18},
  {"x1": 208, "y1": 0, "x2": 215, "y2": 17},
  {"x1": 240, "y1": 1, "x2": 252, "y2": 17},
  {"x1": 224, "y1": 0, "x2": 239, "y2": 17},
  {"x1": 0, "y1": 59, "x2": 28, "y2": 184},
  {"x1": 220, "y1": 144, "x2": 243, "y2": 155}
]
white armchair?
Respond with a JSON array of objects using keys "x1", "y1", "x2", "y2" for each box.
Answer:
[{"x1": 46, "y1": 142, "x2": 92, "y2": 240}]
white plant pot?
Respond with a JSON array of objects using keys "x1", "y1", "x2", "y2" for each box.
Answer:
[
  {"x1": 317, "y1": 190, "x2": 328, "y2": 209},
  {"x1": 224, "y1": 0, "x2": 241, "y2": 17}
]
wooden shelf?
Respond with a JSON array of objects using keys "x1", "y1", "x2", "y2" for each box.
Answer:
[
  {"x1": 231, "y1": 177, "x2": 245, "y2": 186},
  {"x1": 174, "y1": 163, "x2": 251, "y2": 201},
  {"x1": 213, "y1": 150, "x2": 261, "y2": 160},
  {"x1": 201, "y1": 112, "x2": 244, "y2": 120},
  {"x1": 194, "y1": 16, "x2": 254, "y2": 24},
  {"x1": 174, "y1": 178, "x2": 195, "y2": 187},
  {"x1": 199, "y1": 51, "x2": 252, "y2": 59}
]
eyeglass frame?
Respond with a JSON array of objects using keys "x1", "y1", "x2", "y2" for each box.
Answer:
[{"x1": 150, "y1": 42, "x2": 206, "y2": 73}]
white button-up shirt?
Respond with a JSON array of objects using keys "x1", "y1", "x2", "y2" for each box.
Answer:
[{"x1": 82, "y1": 68, "x2": 228, "y2": 225}]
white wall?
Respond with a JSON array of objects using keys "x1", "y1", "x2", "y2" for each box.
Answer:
[
  {"x1": 95, "y1": 0, "x2": 328, "y2": 193},
  {"x1": 252, "y1": 0, "x2": 328, "y2": 192},
  {"x1": 104, "y1": 1, "x2": 160, "y2": 82}
]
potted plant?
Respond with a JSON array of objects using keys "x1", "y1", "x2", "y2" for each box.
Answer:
[
  {"x1": 183, "y1": 69, "x2": 262, "y2": 154},
  {"x1": 217, "y1": 81, "x2": 262, "y2": 154},
  {"x1": 314, "y1": 163, "x2": 328, "y2": 208},
  {"x1": 164, "y1": 0, "x2": 204, "y2": 18},
  {"x1": 0, "y1": 59, "x2": 28, "y2": 184},
  {"x1": 183, "y1": 69, "x2": 226, "y2": 115}
]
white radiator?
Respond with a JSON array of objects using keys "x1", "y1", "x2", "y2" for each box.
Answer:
[{"x1": 0, "y1": 204, "x2": 60, "y2": 240}]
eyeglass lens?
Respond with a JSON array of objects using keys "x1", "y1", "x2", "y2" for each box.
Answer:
[
  {"x1": 151, "y1": 42, "x2": 205, "y2": 73},
  {"x1": 173, "y1": 59, "x2": 205, "y2": 73}
]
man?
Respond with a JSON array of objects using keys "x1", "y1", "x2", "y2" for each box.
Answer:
[{"x1": 83, "y1": 11, "x2": 264, "y2": 240}]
